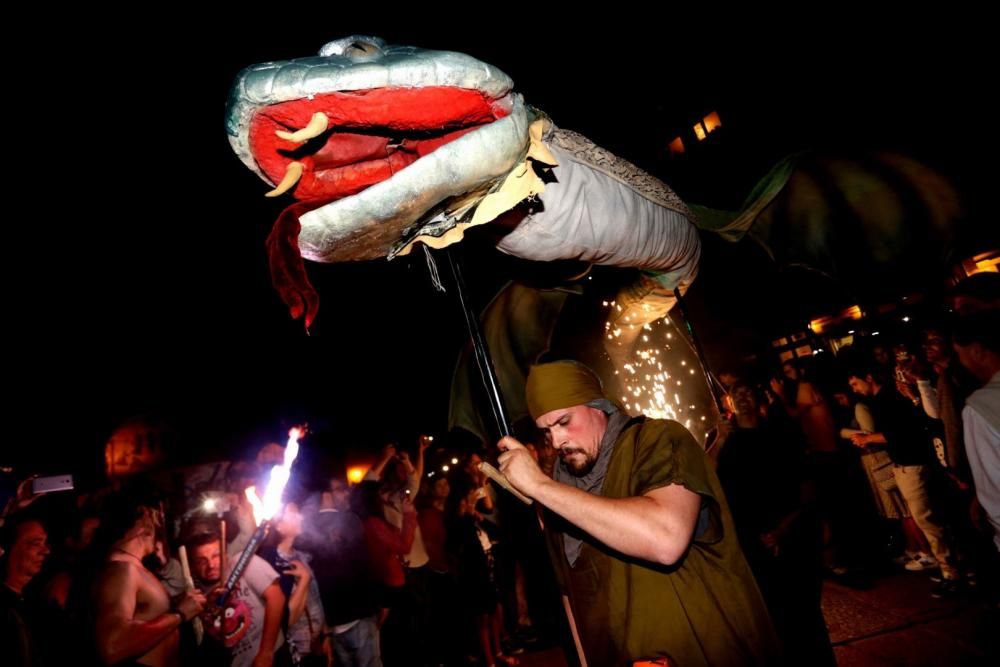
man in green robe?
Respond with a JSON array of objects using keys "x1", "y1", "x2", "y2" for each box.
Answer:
[{"x1": 497, "y1": 360, "x2": 780, "y2": 666}]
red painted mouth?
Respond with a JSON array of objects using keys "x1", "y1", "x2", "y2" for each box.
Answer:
[{"x1": 250, "y1": 87, "x2": 510, "y2": 202}]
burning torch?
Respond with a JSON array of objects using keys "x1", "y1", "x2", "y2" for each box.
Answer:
[{"x1": 216, "y1": 426, "x2": 303, "y2": 606}]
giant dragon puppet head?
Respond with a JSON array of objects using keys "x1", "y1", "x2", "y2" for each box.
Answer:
[{"x1": 225, "y1": 35, "x2": 701, "y2": 355}]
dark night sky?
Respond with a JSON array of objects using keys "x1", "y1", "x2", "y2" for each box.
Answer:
[{"x1": 6, "y1": 13, "x2": 993, "y2": 481}]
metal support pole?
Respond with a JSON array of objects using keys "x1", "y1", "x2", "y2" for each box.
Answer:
[
  {"x1": 441, "y1": 246, "x2": 587, "y2": 667},
  {"x1": 445, "y1": 248, "x2": 512, "y2": 439}
]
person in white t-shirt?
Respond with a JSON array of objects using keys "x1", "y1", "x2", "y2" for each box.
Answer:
[
  {"x1": 953, "y1": 311, "x2": 1000, "y2": 552},
  {"x1": 188, "y1": 531, "x2": 286, "y2": 667}
]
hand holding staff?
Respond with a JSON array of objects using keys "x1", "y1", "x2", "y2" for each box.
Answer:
[{"x1": 478, "y1": 462, "x2": 533, "y2": 505}]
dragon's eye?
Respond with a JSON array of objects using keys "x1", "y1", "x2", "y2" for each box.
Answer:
[
  {"x1": 318, "y1": 36, "x2": 385, "y2": 59},
  {"x1": 346, "y1": 41, "x2": 380, "y2": 57}
]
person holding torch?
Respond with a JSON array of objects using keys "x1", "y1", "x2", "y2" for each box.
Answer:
[
  {"x1": 185, "y1": 427, "x2": 306, "y2": 667},
  {"x1": 186, "y1": 529, "x2": 286, "y2": 667}
]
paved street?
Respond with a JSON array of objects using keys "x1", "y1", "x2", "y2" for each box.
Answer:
[{"x1": 517, "y1": 571, "x2": 997, "y2": 666}]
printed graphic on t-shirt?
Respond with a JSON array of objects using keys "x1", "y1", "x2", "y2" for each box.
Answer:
[
  {"x1": 198, "y1": 555, "x2": 278, "y2": 667},
  {"x1": 205, "y1": 597, "x2": 251, "y2": 647}
]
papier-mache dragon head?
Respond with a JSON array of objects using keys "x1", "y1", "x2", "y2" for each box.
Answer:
[{"x1": 226, "y1": 35, "x2": 541, "y2": 264}]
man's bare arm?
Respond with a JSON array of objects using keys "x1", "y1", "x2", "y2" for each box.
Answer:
[
  {"x1": 407, "y1": 439, "x2": 429, "y2": 497},
  {"x1": 94, "y1": 562, "x2": 181, "y2": 665},
  {"x1": 365, "y1": 444, "x2": 396, "y2": 481},
  {"x1": 499, "y1": 438, "x2": 701, "y2": 565},
  {"x1": 253, "y1": 581, "x2": 286, "y2": 667}
]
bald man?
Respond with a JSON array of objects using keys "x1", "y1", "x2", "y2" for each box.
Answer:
[{"x1": 498, "y1": 360, "x2": 778, "y2": 667}]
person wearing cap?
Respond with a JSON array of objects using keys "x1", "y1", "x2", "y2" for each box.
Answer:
[{"x1": 497, "y1": 360, "x2": 778, "y2": 667}]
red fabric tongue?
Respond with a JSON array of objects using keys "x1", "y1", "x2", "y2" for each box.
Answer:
[
  {"x1": 266, "y1": 201, "x2": 325, "y2": 330},
  {"x1": 310, "y1": 133, "x2": 392, "y2": 170}
]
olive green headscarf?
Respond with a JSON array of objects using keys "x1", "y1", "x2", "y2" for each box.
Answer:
[{"x1": 525, "y1": 360, "x2": 617, "y2": 420}]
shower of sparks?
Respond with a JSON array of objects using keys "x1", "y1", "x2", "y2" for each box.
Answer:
[{"x1": 605, "y1": 307, "x2": 709, "y2": 438}]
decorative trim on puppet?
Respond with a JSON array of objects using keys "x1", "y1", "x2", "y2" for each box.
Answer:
[
  {"x1": 391, "y1": 117, "x2": 557, "y2": 258},
  {"x1": 550, "y1": 129, "x2": 692, "y2": 218}
]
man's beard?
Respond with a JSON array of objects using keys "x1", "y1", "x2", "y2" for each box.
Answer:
[
  {"x1": 561, "y1": 449, "x2": 597, "y2": 476},
  {"x1": 199, "y1": 573, "x2": 221, "y2": 586}
]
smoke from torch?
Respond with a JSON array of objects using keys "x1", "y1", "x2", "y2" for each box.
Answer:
[{"x1": 217, "y1": 426, "x2": 303, "y2": 605}]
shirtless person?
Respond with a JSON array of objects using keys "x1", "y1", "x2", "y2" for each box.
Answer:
[{"x1": 95, "y1": 496, "x2": 206, "y2": 666}]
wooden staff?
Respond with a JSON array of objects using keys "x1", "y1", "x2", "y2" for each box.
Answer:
[
  {"x1": 219, "y1": 519, "x2": 227, "y2": 578},
  {"x1": 177, "y1": 546, "x2": 204, "y2": 643}
]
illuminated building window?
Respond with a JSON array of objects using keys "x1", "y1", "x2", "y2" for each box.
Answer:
[
  {"x1": 975, "y1": 255, "x2": 999, "y2": 273},
  {"x1": 955, "y1": 250, "x2": 999, "y2": 280},
  {"x1": 693, "y1": 122, "x2": 707, "y2": 141},
  {"x1": 702, "y1": 111, "x2": 722, "y2": 134},
  {"x1": 808, "y1": 305, "x2": 862, "y2": 334},
  {"x1": 668, "y1": 137, "x2": 685, "y2": 155}
]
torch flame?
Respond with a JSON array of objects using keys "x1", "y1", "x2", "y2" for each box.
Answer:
[{"x1": 245, "y1": 427, "x2": 303, "y2": 526}]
